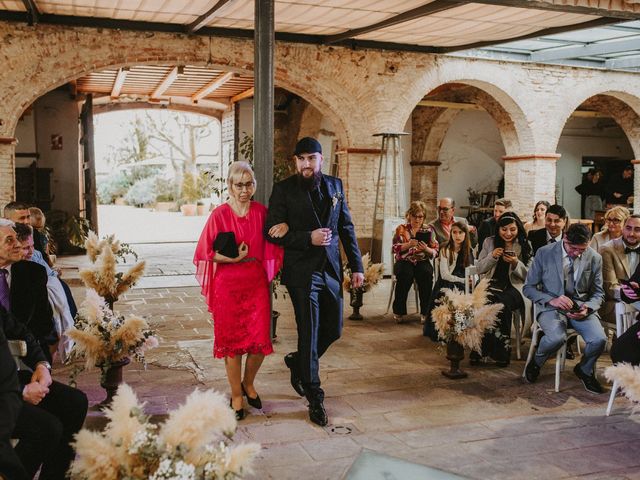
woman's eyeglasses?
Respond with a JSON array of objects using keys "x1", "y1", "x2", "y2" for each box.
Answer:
[
  {"x1": 605, "y1": 218, "x2": 622, "y2": 224},
  {"x1": 233, "y1": 182, "x2": 255, "y2": 190}
]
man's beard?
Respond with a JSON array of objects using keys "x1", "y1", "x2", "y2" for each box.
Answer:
[{"x1": 297, "y1": 170, "x2": 322, "y2": 191}]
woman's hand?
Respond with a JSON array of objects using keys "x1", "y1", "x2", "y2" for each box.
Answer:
[
  {"x1": 402, "y1": 239, "x2": 418, "y2": 251},
  {"x1": 492, "y1": 248, "x2": 504, "y2": 259},
  {"x1": 236, "y1": 242, "x2": 248, "y2": 262},
  {"x1": 415, "y1": 241, "x2": 428, "y2": 252},
  {"x1": 502, "y1": 251, "x2": 519, "y2": 267},
  {"x1": 268, "y1": 222, "x2": 289, "y2": 238}
]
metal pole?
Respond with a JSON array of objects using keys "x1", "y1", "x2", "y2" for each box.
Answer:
[{"x1": 253, "y1": 0, "x2": 274, "y2": 205}]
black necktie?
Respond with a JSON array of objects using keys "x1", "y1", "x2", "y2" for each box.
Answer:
[
  {"x1": 548, "y1": 238, "x2": 556, "y2": 244},
  {"x1": 625, "y1": 247, "x2": 638, "y2": 254}
]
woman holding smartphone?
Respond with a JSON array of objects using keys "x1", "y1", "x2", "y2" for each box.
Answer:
[
  {"x1": 473, "y1": 212, "x2": 531, "y2": 366},
  {"x1": 391, "y1": 201, "x2": 438, "y2": 324}
]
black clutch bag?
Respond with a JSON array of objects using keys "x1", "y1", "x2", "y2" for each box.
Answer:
[
  {"x1": 213, "y1": 231, "x2": 239, "y2": 258},
  {"x1": 415, "y1": 230, "x2": 432, "y2": 244}
]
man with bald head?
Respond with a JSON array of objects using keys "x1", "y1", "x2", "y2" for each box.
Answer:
[{"x1": 428, "y1": 197, "x2": 476, "y2": 246}]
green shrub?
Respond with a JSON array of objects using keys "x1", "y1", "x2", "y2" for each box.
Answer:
[
  {"x1": 125, "y1": 176, "x2": 158, "y2": 207},
  {"x1": 97, "y1": 172, "x2": 131, "y2": 204}
]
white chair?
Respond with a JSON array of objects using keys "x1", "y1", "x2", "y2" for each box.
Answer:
[
  {"x1": 605, "y1": 300, "x2": 638, "y2": 416},
  {"x1": 464, "y1": 265, "x2": 523, "y2": 360},
  {"x1": 523, "y1": 304, "x2": 580, "y2": 392}
]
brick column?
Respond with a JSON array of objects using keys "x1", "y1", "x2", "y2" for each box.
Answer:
[
  {"x1": 633, "y1": 159, "x2": 640, "y2": 214},
  {"x1": 335, "y1": 147, "x2": 381, "y2": 254},
  {"x1": 410, "y1": 160, "x2": 440, "y2": 220},
  {"x1": 503, "y1": 153, "x2": 560, "y2": 221},
  {"x1": 0, "y1": 138, "x2": 16, "y2": 208}
]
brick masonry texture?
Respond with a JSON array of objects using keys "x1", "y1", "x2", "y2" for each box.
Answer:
[{"x1": 1, "y1": 22, "x2": 640, "y2": 228}]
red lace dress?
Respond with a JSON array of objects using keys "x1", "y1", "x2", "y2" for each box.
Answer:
[{"x1": 193, "y1": 201, "x2": 283, "y2": 358}]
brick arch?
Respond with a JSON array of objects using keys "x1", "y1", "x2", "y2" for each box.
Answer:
[
  {"x1": 0, "y1": 24, "x2": 351, "y2": 147},
  {"x1": 422, "y1": 108, "x2": 460, "y2": 162},
  {"x1": 551, "y1": 91, "x2": 640, "y2": 159}
]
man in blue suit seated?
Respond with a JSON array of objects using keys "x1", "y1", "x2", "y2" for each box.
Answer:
[{"x1": 523, "y1": 223, "x2": 607, "y2": 393}]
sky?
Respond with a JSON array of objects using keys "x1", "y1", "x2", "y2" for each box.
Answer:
[{"x1": 93, "y1": 109, "x2": 221, "y2": 174}]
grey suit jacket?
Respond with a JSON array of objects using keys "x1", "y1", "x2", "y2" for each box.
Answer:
[{"x1": 523, "y1": 241, "x2": 604, "y2": 317}]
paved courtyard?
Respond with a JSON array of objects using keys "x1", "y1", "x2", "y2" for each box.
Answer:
[{"x1": 57, "y1": 244, "x2": 640, "y2": 480}]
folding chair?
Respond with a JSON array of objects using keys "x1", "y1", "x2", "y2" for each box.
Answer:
[
  {"x1": 605, "y1": 300, "x2": 638, "y2": 416},
  {"x1": 523, "y1": 304, "x2": 580, "y2": 392}
]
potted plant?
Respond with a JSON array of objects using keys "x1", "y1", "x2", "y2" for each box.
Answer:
[
  {"x1": 343, "y1": 253, "x2": 384, "y2": 320},
  {"x1": 431, "y1": 279, "x2": 502, "y2": 379},
  {"x1": 180, "y1": 172, "x2": 199, "y2": 216}
]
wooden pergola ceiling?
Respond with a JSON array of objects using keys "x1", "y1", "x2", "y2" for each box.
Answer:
[
  {"x1": 76, "y1": 65, "x2": 255, "y2": 111},
  {"x1": 2, "y1": 0, "x2": 640, "y2": 54}
]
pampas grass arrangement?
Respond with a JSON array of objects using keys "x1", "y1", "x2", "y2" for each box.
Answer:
[
  {"x1": 80, "y1": 231, "x2": 145, "y2": 308},
  {"x1": 605, "y1": 363, "x2": 640, "y2": 404},
  {"x1": 432, "y1": 278, "x2": 503, "y2": 352},
  {"x1": 66, "y1": 290, "x2": 158, "y2": 384},
  {"x1": 343, "y1": 253, "x2": 384, "y2": 292},
  {"x1": 70, "y1": 384, "x2": 260, "y2": 480}
]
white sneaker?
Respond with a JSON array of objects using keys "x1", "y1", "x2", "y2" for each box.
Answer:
[{"x1": 393, "y1": 314, "x2": 404, "y2": 324}]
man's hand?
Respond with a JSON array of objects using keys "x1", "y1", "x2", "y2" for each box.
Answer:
[
  {"x1": 268, "y1": 223, "x2": 289, "y2": 238},
  {"x1": 621, "y1": 281, "x2": 640, "y2": 301},
  {"x1": 351, "y1": 272, "x2": 365, "y2": 289},
  {"x1": 32, "y1": 363, "x2": 53, "y2": 387},
  {"x1": 23, "y1": 382, "x2": 49, "y2": 405},
  {"x1": 311, "y1": 228, "x2": 332, "y2": 246},
  {"x1": 549, "y1": 295, "x2": 574, "y2": 311},
  {"x1": 567, "y1": 305, "x2": 589, "y2": 320}
]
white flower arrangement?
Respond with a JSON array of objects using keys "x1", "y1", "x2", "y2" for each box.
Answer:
[{"x1": 70, "y1": 385, "x2": 260, "y2": 480}]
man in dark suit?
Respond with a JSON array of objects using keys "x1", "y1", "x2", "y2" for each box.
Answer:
[
  {"x1": 523, "y1": 224, "x2": 607, "y2": 393},
  {"x1": 528, "y1": 204, "x2": 568, "y2": 256},
  {"x1": 0, "y1": 220, "x2": 88, "y2": 478},
  {"x1": 477, "y1": 198, "x2": 512, "y2": 248},
  {"x1": 265, "y1": 137, "x2": 364, "y2": 426},
  {"x1": 0, "y1": 219, "x2": 55, "y2": 362}
]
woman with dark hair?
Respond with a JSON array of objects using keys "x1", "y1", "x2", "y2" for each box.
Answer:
[
  {"x1": 473, "y1": 212, "x2": 532, "y2": 366},
  {"x1": 423, "y1": 221, "x2": 474, "y2": 340},
  {"x1": 524, "y1": 200, "x2": 550, "y2": 234}
]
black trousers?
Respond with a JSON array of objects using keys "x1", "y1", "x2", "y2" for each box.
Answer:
[
  {"x1": 423, "y1": 278, "x2": 464, "y2": 341},
  {"x1": 611, "y1": 321, "x2": 640, "y2": 365},
  {"x1": 0, "y1": 391, "x2": 28, "y2": 480},
  {"x1": 478, "y1": 287, "x2": 523, "y2": 363},
  {"x1": 287, "y1": 270, "x2": 342, "y2": 402},
  {"x1": 13, "y1": 377, "x2": 88, "y2": 480},
  {"x1": 393, "y1": 260, "x2": 433, "y2": 316}
]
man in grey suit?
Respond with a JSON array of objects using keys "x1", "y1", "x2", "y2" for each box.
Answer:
[{"x1": 523, "y1": 223, "x2": 607, "y2": 393}]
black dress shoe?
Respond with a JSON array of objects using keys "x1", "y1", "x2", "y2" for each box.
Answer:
[
  {"x1": 524, "y1": 360, "x2": 540, "y2": 383},
  {"x1": 308, "y1": 401, "x2": 328, "y2": 427},
  {"x1": 469, "y1": 351, "x2": 481, "y2": 366},
  {"x1": 573, "y1": 364, "x2": 605, "y2": 394},
  {"x1": 229, "y1": 398, "x2": 246, "y2": 421},
  {"x1": 241, "y1": 382, "x2": 262, "y2": 409},
  {"x1": 284, "y1": 353, "x2": 306, "y2": 397}
]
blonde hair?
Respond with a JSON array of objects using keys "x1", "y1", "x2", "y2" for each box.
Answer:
[
  {"x1": 605, "y1": 206, "x2": 630, "y2": 223},
  {"x1": 405, "y1": 201, "x2": 427, "y2": 221},
  {"x1": 29, "y1": 207, "x2": 45, "y2": 229},
  {"x1": 226, "y1": 161, "x2": 256, "y2": 195}
]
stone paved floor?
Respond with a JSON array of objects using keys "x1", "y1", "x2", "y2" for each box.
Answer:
[{"x1": 56, "y1": 245, "x2": 640, "y2": 480}]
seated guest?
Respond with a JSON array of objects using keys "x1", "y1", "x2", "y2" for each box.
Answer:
[
  {"x1": 0, "y1": 219, "x2": 55, "y2": 363},
  {"x1": 477, "y1": 198, "x2": 512, "y2": 248},
  {"x1": 524, "y1": 200, "x2": 550, "y2": 235},
  {"x1": 473, "y1": 212, "x2": 531, "y2": 367},
  {"x1": 1, "y1": 306, "x2": 88, "y2": 479},
  {"x1": 528, "y1": 204, "x2": 568, "y2": 256},
  {"x1": 28, "y1": 207, "x2": 52, "y2": 264},
  {"x1": 600, "y1": 214, "x2": 640, "y2": 326},
  {"x1": 392, "y1": 201, "x2": 438, "y2": 324},
  {"x1": 14, "y1": 223, "x2": 74, "y2": 361},
  {"x1": 523, "y1": 224, "x2": 607, "y2": 393},
  {"x1": 423, "y1": 221, "x2": 474, "y2": 341},
  {"x1": 428, "y1": 197, "x2": 476, "y2": 247},
  {"x1": 590, "y1": 206, "x2": 629, "y2": 252},
  {"x1": 611, "y1": 275, "x2": 640, "y2": 365},
  {"x1": 2, "y1": 202, "x2": 47, "y2": 261}
]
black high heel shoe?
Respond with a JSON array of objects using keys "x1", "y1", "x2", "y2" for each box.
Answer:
[
  {"x1": 241, "y1": 383, "x2": 262, "y2": 409},
  {"x1": 230, "y1": 398, "x2": 246, "y2": 421}
]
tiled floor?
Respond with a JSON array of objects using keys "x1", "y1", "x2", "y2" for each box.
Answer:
[{"x1": 57, "y1": 244, "x2": 640, "y2": 479}]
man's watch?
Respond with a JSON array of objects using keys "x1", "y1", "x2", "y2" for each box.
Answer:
[{"x1": 36, "y1": 361, "x2": 52, "y2": 371}]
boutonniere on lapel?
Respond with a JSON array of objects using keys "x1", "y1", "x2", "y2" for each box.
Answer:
[{"x1": 332, "y1": 192, "x2": 343, "y2": 209}]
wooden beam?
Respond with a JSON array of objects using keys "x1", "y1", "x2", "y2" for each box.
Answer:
[
  {"x1": 110, "y1": 67, "x2": 129, "y2": 99},
  {"x1": 187, "y1": 0, "x2": 233, "y2": 33},
  {"x1": 441, "y1": 17, "x2": 620, "y2": 53},
  {"x1": 324, "y1": 0, "x2": 468, "y2": 44},
  {"x1": 418, "y1": 99, "x2": 483, "y2": 110},
  {"x1": 21, "y1": 0, "x2": 39, "y2": 25},
  {"x1": 192, "y1": 71, "x2": 235, "y2": 102},
  {"x1": 531, "y1": 36, "x2": 640, "y2": 62},
  {"x1": 470, "y1": 0, "x2": 640, "y2": 21},
  {"x1": 151, "y1": 66, "x2": 183, "y2": 98},
  {"x1": 230, "y1": 87, "x2": 254, "y2": 103}
]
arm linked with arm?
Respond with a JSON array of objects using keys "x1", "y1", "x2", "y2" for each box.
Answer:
[{"x1": 264, "y1": 183, "x2": 311, "y2": 250}]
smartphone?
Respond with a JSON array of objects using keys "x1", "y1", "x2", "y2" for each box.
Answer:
[
  {"x1": 415, "y1": 230, "x2": 432, "y2": 244},
  {"x1": 563, "y1": 303, "x2": 582, "y2": 314},
  {"x1": 503, "y1": 250, "x2": 516, "y2": 257}
]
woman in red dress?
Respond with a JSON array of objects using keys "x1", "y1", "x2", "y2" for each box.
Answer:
[{"x1": 194, "y1": 161, "x2": 284, "y2": 420}]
